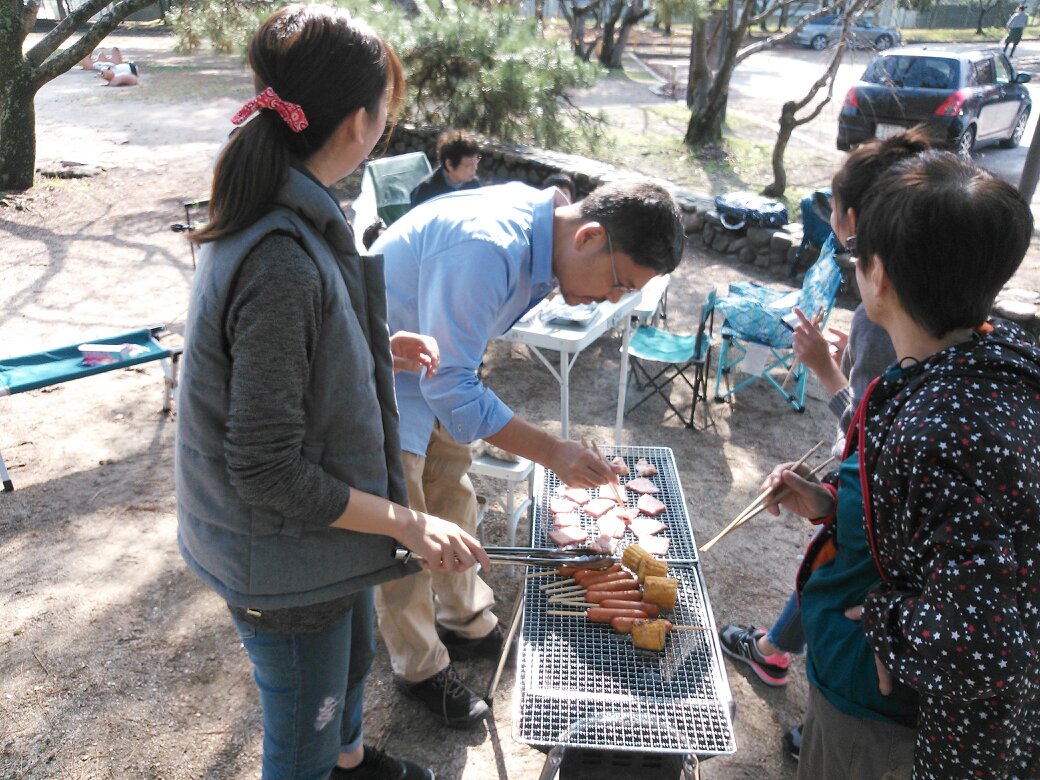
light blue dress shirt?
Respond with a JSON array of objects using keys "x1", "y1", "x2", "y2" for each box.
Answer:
[{"x1": 374, "y1": 183, "x2": 558, "y2": 457}]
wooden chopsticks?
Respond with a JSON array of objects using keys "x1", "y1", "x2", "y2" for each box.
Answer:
[
  {"x1": 699, "y1": 442, "x2": 835, "y2": 553},
  {"x1": 582, "y1": 437, "x2": 625, "y2": 504},
  {"x1": 781, "y1": 306, "x2": 825, "y2": 391}
]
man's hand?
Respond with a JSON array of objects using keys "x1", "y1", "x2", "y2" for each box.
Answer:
[
  {"x1": 390, "y1": 331, "x2": 440, "y2": 375},
  {"x1": 549, "y1": 439, "x2": 619, "y2": 488},
  {"x1": 844, "y1": 604, "x2": 894, "y2": 695}
]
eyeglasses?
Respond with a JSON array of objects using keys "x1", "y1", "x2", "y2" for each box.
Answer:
[
  {"x1": 841, "y1": 234, "x2": 858, "y2": 256},
  {"x1": 605, "y1": 231, "x2": 637, "y2": 293}
]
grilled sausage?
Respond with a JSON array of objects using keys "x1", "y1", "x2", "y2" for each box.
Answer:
[
  {"x1": 611, "y1": 616, "x2": 674, "y2": 635},
  {"x1": 585, "y1": 589, "x2": 643, "y2": 603},
  {"x1": 584, "y1": 579, "x2": 642, "y2": 594},
  {"x1": 598, "y1": 599, "x2": 660, "y2": 618},
  {"x1": 574, "y1": 569, "x2": 634, "y2": 588},
  {"x1": 587, "y1": 608, "x2": 651, "y2": 623}
]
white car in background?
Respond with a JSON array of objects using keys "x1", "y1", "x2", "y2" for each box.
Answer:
[{"x1": 795, "y1": 15, "x2": 902, "y2": 51}]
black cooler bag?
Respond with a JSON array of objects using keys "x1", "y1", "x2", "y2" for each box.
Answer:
[{"x1": 714, "y1": 192, "x2": 789, "y2": 230}]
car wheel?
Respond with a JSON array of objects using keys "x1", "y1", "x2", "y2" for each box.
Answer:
[
  {"x1": 811, "y1": 35, "x2": 828, "y2": 51},
  {"x1": 999, "y1": 107, "x2": 1030, "y2": 148},
  {"x1": 956, "y1": 126, "x2": 976, "y2": 157},
  {"x1": 874, "y1": 34, "x2": 893, "y2": 50}
]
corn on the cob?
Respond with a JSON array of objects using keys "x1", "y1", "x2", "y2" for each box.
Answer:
[
  {"x1": 631, "y1": 618, "x2": 669, "y2": 651},
  {"x1": 643, "y1": 575, "x2": 679, "y2": 610}
]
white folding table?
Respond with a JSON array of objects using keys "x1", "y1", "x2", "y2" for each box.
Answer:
[{"x1": 495, "y1": 292, "x2": 640, "y2": 443}]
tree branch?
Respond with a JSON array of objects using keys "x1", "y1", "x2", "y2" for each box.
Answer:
[{"x1": 28, "y1": 0, "x2": 151, "y2": 71}]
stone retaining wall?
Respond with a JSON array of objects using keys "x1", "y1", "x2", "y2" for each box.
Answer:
[{"x1": 386, "y1": 124, "x2": 1040, "y2": 337}]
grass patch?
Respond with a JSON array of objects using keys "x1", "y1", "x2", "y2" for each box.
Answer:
[
  {"x1": 568, "y1": 68, "x2": 833, "y2": 214},
  {"x1": 902, "y1": 26, "x2": 1031, "y2": 43}
]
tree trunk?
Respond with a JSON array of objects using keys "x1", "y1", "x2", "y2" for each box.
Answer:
[
  {"x1": 685, "y1": 9, "x2": 740, "y2": 145},
  {"x1": 976, "y1": 5, "x2": 989, "y2": 33},
  {"x1": 686, "y1": 13, "x2": 709, "y2": 108},
  {"x1": 763, "y1": 102, "x2": 796, "y2": 198},
  {"x1": 0, "y1": 65, "x2": 38, "y2": 192},
  {"x1": 685, "y1": 87, "x2": 729, "y2": 143}
]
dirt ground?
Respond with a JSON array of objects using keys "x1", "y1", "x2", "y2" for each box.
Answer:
[{"x1": 2, "y1": 31, "x2": 1038, "y2": 780}]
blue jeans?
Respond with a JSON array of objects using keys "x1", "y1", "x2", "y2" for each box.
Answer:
[
  {"x1": 766, "y1": 589, "x2": 805, "y2": 654},
  {"x1": 230, "y1": 590, "x2": 374, "y2": 780}
]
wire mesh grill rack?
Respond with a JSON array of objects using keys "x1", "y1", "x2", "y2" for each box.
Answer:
[{"x1": 513, "y1": 446, "x2": 735, "y2": 756}]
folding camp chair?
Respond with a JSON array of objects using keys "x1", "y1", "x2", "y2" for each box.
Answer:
[
  {"x1": 793, "y1": 188, "x2": 834, "y2": 272},
  {"x1": 0, "y1": 325, "x2": 181, "y2": 492},
  {"x1": 624, "y1": 288, "x2": 717, "y2": 430},
  {"x1": 713, "y1": 237, "x2": 843, "y2": 412},
  {"x1": 352, "y1": 152, "x2": 433, "y2": 235}
]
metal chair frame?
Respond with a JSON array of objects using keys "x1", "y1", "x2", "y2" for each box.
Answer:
[{"x1": 625, "y1": 288, "x2": 717, "y2": 430}]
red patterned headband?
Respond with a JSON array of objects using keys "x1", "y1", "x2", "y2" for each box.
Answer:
[{"x1": 231, "y1": 86, "x2": 309, "y2": 133}]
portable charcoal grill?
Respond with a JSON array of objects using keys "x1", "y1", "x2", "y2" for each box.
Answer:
[{"x1": 512, "y1": 445, "x2": 735, "y2": 779}]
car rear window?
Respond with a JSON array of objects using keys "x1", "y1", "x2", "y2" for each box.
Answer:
[{"x1": 863, "y1": 56, "x2": 958, "y2": 89}]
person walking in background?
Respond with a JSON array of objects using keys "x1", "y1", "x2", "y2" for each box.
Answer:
[
  {"x1": 176, "y1": 6, "x2": 489, "y2": 779},
  {"x1": 409, "y1": 129, "x2": 483, "y2": 207},
  {"x1": 1005, "y1": 4, "x2": 1029, "y2": 56},
  {"x1": 371, "y1": 179, "x2": 685, "y2": 728}
]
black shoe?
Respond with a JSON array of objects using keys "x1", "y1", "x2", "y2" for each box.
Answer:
[
  {"x1": 783, "y1": 724, "x2": 802, "y2": 762},
  {"x1": 436, "y1": 620, "x2": 509, "y2": 662},
  {"x1": 395, "y1": 663, "x2": 489, "y2": 728},
  {"x1": 329, "y1": 745, "x2": 434, "y2": 780},
  {"x1": 718, "y1": 624, "x2": 790, "y2": 687}
]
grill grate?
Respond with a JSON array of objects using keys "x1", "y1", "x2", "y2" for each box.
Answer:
[{"x1": 513, "y1": 446, "x2": 735, "y2": 755}]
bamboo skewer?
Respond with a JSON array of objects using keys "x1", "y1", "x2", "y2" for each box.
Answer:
[
  {"x1": 589, "y1": 439, "x2": 626, "y2": 505},
  {"x1": 781, "y1": 306, "x2": 825, "y2": 391},
  {"x1": 699, "y1": 442, "x2": 829, "y2": 553},
  {"x1": 524, "y1": 570, "x2": 558, "y2": 580},
  {"x1": 699, "y1": 454, "x2": 836, "y2": 553},
  {"x1": 540, "y1": 578, "x2": 577, "y2": 590}
]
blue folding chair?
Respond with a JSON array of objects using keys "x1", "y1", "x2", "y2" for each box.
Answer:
[
  {"x1": 794, "y1": 188, "x2": 835, "y2": 271},
  {"x1": 0, "y1": 326, "x2": 181, "y2": 492},
  {"x1": 624, "y1": 288, "x2": 717, "y2": 430},
  {"x1": 713, "y1": 237, "x2": 843, "y2": 412}
]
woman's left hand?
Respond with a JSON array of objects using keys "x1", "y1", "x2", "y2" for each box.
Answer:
[
  {"x1": 844, "y1": 604, "x2": 894, "y2": 695},
  {"x1": 390, "y1": 331, "x2": 440, "y2": 375}
]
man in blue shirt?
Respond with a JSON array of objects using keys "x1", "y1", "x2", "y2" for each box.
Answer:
[{"x1": 372, "y1": 179, "x2": 684, "y2": 727}]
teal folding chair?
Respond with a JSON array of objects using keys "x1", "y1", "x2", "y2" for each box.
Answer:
[
  {"x1": 713, "y1": 237, "x2": 843, "y2": 412},
  {"x1": 624, "y1": 288, "x2": 717, "y2": 430},
  {"x1": 0, "y1": 325, "x2": 181, "y2": 492}
]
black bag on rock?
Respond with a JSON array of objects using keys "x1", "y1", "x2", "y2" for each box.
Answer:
[{"x1": 714, "y1": 192, "x2": 789, "y2": 230}]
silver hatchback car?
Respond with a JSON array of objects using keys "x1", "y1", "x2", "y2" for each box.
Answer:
[{"x1": 796, "y1": 15, "x2": 902, "y2": 51}]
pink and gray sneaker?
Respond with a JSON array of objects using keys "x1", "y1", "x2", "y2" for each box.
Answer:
[{"x1": 718, "y1": 624, "x2": 790, "y2": 687}]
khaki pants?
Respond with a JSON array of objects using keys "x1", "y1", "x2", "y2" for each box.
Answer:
[
  {"x1": 798, "y1": 685, "x2": 915, "y2": 780},
  {"x1": 375, "y1": 420, "x2": 497, "y2": 681}
]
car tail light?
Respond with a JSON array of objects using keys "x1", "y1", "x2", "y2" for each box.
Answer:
[
  {"x1": 935, "y1": 89, "x2": 970, "y2": 117},
  {"x1": 842, "y1": 88, "x2": 859, "y2": 111}
]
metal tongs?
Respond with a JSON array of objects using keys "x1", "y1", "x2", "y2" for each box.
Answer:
[{"x1": 394, "y1": 545, "x2": 616, "y2": 570}]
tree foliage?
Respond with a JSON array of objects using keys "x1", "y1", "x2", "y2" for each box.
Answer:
[
  {"x1": 170, "y1": 0, "x2": 604, "y2": 151},
  {"x1": 1, "y1": 0, "x2": 156, "y2": 191}
]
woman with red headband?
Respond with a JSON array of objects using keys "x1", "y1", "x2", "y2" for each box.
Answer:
[{"x1": 176, "y1": 5, "x2": 488, "y2": 779}]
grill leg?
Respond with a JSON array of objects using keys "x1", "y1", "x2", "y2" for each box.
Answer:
[
  {"x1": 682, "y1": 754, "x2": 700, "y2": 779},
  {"x1": 538, "y1": 746, "x2": 566, "y2": 780},
  {"x1": 483, "y1": 579, "x2": 524, "y2": 704}
]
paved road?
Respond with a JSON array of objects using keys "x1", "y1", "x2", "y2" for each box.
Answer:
[{"x1": 669, "y1": 41, "x2": 1040, "y2": 205}]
